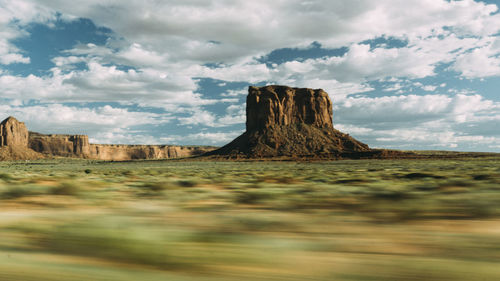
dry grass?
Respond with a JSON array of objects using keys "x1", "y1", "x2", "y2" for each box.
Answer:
[{"x1": 0, "y1": 156, "x2": 499, "y2": 280}]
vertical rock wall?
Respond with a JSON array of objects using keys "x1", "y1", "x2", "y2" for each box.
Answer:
[
  {"x1": 70, "y1": 135, "x2": 90, "y2": 157},
  {"x1": 0, "y1": 117, "x2": 29, "y2": 147},
  {"x1": 1, "y1": 116, "x2": 215, "y2": 160},
  {"x1": 246, "y1": 86, "x2": 334, "y2": 132},
  {"x1": 28, "y1": 132, "x2": 215, "y2": 160}
]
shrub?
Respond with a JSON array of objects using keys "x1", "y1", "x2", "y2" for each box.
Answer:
[
  {"x1": 51, "y1": 182, "x2": 80, "y2": 196},
  {"x1": 177, "y1": 180, "x2": 197, "y2": 187},
  {"x1": 2, "y1": 186, "x2": 33, "y2": 199},
  {"x1": 0, "y1": 173, "x2": 12, "y2": 181}
]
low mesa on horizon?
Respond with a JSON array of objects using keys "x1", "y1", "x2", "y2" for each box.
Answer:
[{"x1": 0, "y1": 116, "x2": 214, "y2": 161}]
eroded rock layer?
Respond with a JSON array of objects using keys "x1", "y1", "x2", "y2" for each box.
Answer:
[
  {"x1": 88, "y1": 144, "x2": 213, "y2": 161},
  {"x1": 28, "y1": 132, "x2": 215, "y2": 160},
  {"x1": 207, "y1": 85, "x2": 371, "y2": 158},
  {"x1": 246, "y1": 85, "x2": 334, "y2": 132},
  {"x1": 0, "y1": 117, "x2": 43, "y2": 160},
  {"x1": 1, "y1": 116, "x2": 28, "y2": 147}
]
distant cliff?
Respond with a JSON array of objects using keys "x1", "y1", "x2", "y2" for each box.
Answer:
[
  {"x1": 28, "y1": 132, "x2": 215, "y2": 160},
  {"x1": 0, "y1": 117, "x2": 43, "y2": 160},
  {"x1": 0, "y1": 116, "x2": 216, "y2": 161},
  {"x1": 1, "y1": 116, "x2": 29, "y2": 147}
]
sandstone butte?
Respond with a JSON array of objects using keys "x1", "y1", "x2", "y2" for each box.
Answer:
[
  {"x1": 1, "y1": 85, "x2": 402, "y2": 161},
  {"x1": 0, "y1": 116, "x2": 215, "y2": 161},
  {"x1": 207, "y1": 85, "x2": 399, "y2": 159}
]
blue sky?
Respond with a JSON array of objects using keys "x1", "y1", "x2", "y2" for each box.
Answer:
[{"x1": 0, "y1": 0, "x2": 499, "y2": 152}]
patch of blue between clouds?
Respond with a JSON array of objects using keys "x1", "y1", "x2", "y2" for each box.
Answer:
[
  {"x1": 360, "y1": 36, "x2": 409, "y2": 50},
  {"x1": 258, "y1": 42, "x2": 347, "y2": 66},
  {"x1": 8, "y1": 16, "x2": 111, "y2": 76},
  {"x1": 196, "y1": 78, "x2": 244, "y2": 116}
]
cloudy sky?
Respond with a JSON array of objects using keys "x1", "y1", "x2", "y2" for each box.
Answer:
[{"x1": 1, "y1": 0, "x2": 499, "y2": 151}]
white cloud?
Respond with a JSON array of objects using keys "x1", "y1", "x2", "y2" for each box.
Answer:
[
  {"x1": 0, "y1": 104, "x2": 170, "y2": 141},
  {"x1": 90, "y1": 129, "x2": 163, "y2": 145},
  {"x1": 218, "y1": 104, "x2": 246, "y2": 126},
  {"x1": 383, "y1": 83, "x2": 403, "y2": 92},
  {"x1": 178, "y1": 103, "x2": 246, "y2": 128},
  {"x1": 198, "y1": 62, "x2": 271, "y2": 84},
  {"x1": 179, "y1": 131, "x2": 243, "y2": 145},
  {"x1": 3, "y1": 0, "x2": 497, "y2": 104},
  {"x1": 0, "y1": 62, "x2": 213, "y2": 108},
  {"x1": 452, "y1": 38, "x2": 500, "y2": 78},
  {"x1": 2, "y1": 0, "x2": 500, "y2": 151},
  {"x1": 0, "y1": 0, "x2": 55, "y2": 65},
  {"x1": 422, "y1": 85, "x2": 438, "y2": 92},
  {"x1": 221, "y1": 88, "x2": 247, "y2": 97},
  {"x1": 334, "y1": 93, "x2": 500, "y2": 150},
  {"x1": 178, "y1": 109, "x2": 217, "y2": 127},
  {"x1": 25, "y1": 0, "x2": 500, "y2": 63},
  {"x1": 0, "y1": 53, "x2": 30, "y2": 65}
]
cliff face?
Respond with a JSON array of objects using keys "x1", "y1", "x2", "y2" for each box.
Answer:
[
  {"x1": 208, "y1": 85, "x2": 370, "y2": 158},
  {"x1": 0, "y1": 117, "x2": 43, "y2": 160},
  {"x1": 71, "y1": 135, "x2": 90, "y2": 156},
  {"x1": 29, "y1": 133, "x2": 90, "y2": 158},
  {"x1": 1, "y1": 116, "x2": 29, "y2": 147},
  {"x1": 88, "y1": 144, "x2": 213, "y2": 161},
  {"x1": 246, "y1": 86, "x2": 333, "y2": 132},
  {"x1": 28, "y1": 132, "x2": 214, "y2": 160}
]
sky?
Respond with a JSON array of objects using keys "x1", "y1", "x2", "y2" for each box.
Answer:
[{"x1": 0, "y1": 0, "x2": 499, "y2": 152}]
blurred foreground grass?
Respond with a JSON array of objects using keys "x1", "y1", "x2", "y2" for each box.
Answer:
[{"x1": 0, "y1": 156, "x2": 499, "y2": 280}]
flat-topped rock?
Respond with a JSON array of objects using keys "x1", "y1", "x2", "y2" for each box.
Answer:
[{"x1": 207, "y1": 85, "x2": 370, "y2": 158}]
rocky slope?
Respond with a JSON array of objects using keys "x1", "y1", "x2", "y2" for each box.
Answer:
[{"x1": 207, "y1": 85, "x2": 371, "y2": 158}]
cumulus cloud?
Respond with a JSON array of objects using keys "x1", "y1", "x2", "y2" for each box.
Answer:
[
  {"x1": 2, "y1": 0, "x2": 500, "y2": 150},
  {"x1": 25, "y1": 0, "x2": 500, "y2": 62},
  {"x1": 0, "y1": 62, "x2": 213, "y2": 108},
  {"x1": 178, "y1": 103, "x2": 246, "y2": 128},
  {"x1": 452, "y1": 37, "x2": 500, "y2": 78},
  {"x1": 0, "y1": 0, "x2": 57, "y2": 64},
  {"x1": 334, "y1": 94, "x2": 500, "y2": 150},
  {"x1": 166, "y1": 131, "x2": 243, "y2": 146},
  {"x1": 0, "y1": 103, "x2": 170, "y2": 141}
]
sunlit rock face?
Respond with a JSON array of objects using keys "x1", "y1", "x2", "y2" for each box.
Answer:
[
  {"x1": 0, "y1": 116, "x2": 29, "y2": 148},
  {"x1": 28, "y1": 132, "x2": 214, "y2": 160},
  {"x1": 246, "y1": 85, "x2": 334, "y2": 132}
]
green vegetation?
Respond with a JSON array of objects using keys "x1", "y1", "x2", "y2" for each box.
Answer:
[{"x1": 0, "y1": 156, "x2": 499, "y2": 280}]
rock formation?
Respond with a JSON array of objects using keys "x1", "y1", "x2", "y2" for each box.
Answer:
[
  {"x1": 28, "y1": 132, "x2": 215, "y2": 161},
  {"x1": 0, "y1": 116, "x2": 216, "y2": 161},
  {"x1": 207, "y1": 85, "x2": 371, "y2": 158},
  {"x1": 0, "y1": 117, "x2": 43, "y2": 160},
  {"x1": 29, "y1": 133, "x2": 90, "y2": 158},
  {"x1": 1, "y1": 116, "x2": 28, "y2": 147},
  {"x1": 87, "y1": 144, "x2": 214, "y2": 161}
]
